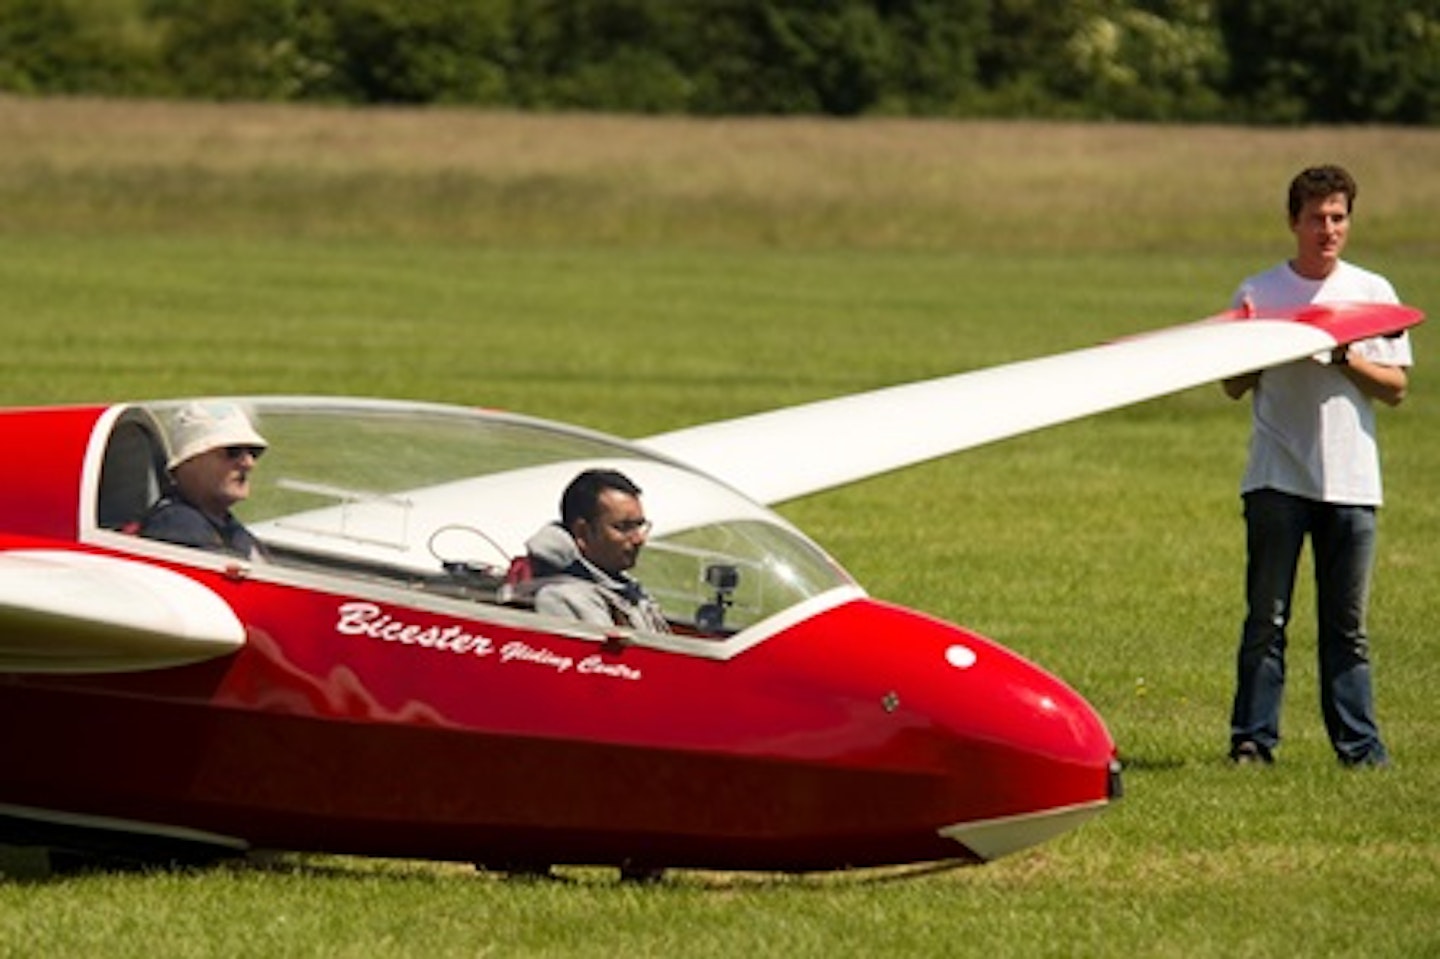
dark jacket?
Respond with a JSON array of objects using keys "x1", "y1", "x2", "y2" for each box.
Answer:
[{"x1": 139, "y1": 490, "x2": 263, "y2": 559}]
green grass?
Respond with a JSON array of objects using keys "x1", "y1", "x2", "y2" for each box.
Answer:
[{"x1": 2, "y1": 99, "x2": 1440, "y2": 958}]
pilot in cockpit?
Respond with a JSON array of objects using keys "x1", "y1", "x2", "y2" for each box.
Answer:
[
  {"x1": 524, "y1": 469, "x2": 670, "y2": 633},
  {"x1": 139, "y1": 401, "x2": 269, "y2": 560}
]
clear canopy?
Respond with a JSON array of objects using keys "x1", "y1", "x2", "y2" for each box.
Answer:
[{"x1": 135, "y1": 398, "x2": 856, "y2": 635}]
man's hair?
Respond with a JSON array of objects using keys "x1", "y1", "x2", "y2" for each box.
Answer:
[
  {"x1": 560, "y1": 468, "x2": 642, "y2": 528},
  {"x1": 1288, "y1": 165, "x2": 1357, "y2": 221}
]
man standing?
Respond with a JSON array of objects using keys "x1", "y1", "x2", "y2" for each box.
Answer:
[{"x1": 1222, "y1": 165, "x2": 1412, "y2": 768}]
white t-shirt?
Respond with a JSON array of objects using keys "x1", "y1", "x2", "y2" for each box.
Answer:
[{"x1": 1232, "y1": 260, "x2": 1413, "y2": 506}]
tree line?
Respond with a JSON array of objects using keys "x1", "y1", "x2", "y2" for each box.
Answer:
[{"x1": 3, "y1": 0, "x2": 1438, "y2": 123}]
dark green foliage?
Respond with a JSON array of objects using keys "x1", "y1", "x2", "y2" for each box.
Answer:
[
  {"x1": 0, "y1": 0, "x2": 157, "y2": 95},
  {"x1": 872, "y1": 0, "x2": 988, "y2": 113},
  {"x1": 2, "y1": 0, "x2": 1439, "y2": 122},
  {"x1": 681, "y1": 1, "x2": 894, "y2": 115},
  {"x1": 975, "y1": 0, "x2": 1227, "y2": 120},
  {"x1": 145, "y1": 0, "x2": 512, "y2": 102},
  {"x1": 306, "y1": 0, "x2": 512, "y2": 104},
  {"x1": 1218, "y1": 0, "x2": 1440, "y2": 123},
  {"x1": 503, "y1": 0, "x2": 981, "y2": 116},
  {"x1": 506, "y1": 0, "x2": 693, "y2": 111},
  {"x1": 145, "y1": 0, "x2": 315, "y2": 99}
]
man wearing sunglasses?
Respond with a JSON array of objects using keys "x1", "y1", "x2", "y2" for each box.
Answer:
[
  {"x1": 523, "y1": 468, "x2": 669, "y2": 633},
  {"x1": 140, "y1": 400, "x2": 269, "y2": 560}
]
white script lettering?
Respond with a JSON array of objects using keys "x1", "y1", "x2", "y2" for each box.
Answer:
[
  {"x1": 500, "y1": 641, "x2": 574, "y2": 673},
  {"x1": 335, "y1": 602, "x2": 495, "y2": 657},
  {"x1": 578, "y1": 655, "x2": 642, "y2": 680},
  {"x1": 333, "y1": 603, "x2": 643, "y2": 681}
]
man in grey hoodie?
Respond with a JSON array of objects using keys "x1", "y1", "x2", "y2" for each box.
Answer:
[{"x1": 523, "y1": 468, "x2": 670, "y2": 633}]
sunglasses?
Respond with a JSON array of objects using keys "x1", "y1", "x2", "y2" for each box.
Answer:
[{"x1": 224, "y1": 445, "x2": 266, "y2": 461}]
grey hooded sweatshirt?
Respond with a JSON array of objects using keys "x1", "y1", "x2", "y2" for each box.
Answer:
[{"x1": 523, "y1": 523, "x2": 669, "y2": 633}]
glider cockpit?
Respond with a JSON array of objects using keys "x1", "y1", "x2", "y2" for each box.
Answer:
[{"x1": 85, "y1": 398, "x2": 861, "y2": 646}]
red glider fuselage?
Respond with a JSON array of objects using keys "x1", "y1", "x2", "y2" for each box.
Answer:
[{"x1": 0, "y1": 401, "x2": 1118, "y2": 870}]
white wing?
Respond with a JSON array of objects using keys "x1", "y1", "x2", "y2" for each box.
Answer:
[
  {"x1": 639, "y1": 308, "x2": 1418, "y2": 505},
  {"x1": 0, "y1": 550, "x2": 246, "y2": 673}
]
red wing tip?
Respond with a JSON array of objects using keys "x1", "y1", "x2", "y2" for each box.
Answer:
[{"x1": 1272, "y1": 302, "x2": 1416, "y2": 332}]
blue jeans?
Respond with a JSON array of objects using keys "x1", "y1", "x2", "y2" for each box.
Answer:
[{"x1": 1230, "y1": 488, "x2": 1388, "y2": 764}]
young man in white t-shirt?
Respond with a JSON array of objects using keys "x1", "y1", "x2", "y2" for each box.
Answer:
[{"x1": 1221, "y1": 165, "x2": 1412, "y2": 768}]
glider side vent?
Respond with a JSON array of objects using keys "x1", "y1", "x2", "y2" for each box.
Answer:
[{"x1": 97, "y1": 407, "x2": 170, "y2": 532}]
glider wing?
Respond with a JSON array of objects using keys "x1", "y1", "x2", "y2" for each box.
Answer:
[
  {"x1": 641, "y1": 303, "x2": 1423, "y2": 505},
  {"x1": 0, "y1": 549, "x2": 246, "y2": 673}
]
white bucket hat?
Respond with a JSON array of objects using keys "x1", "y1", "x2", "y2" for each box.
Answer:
[{"x1": 166, "y1": 401, "x2": 268, "y2": 470}]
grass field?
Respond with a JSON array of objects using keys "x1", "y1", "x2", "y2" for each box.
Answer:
[{"x1": 1, "y1": 96, "x2": 1438, "y2": 958}]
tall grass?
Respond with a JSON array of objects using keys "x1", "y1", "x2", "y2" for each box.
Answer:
[
  {"x1": 1, "y1": 98, "x2": 1438, "y2": 958},
  {"x1": 5, "y1": 96, "x2": 1440, "y2": 254}
]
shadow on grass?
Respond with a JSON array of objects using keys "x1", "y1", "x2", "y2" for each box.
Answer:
[
  {"x1": 245, "y1": 852, "x2": 973, "y2": 889},
  {"x1": 2, "y1": 842, "x2": 971, "y2": 890}
]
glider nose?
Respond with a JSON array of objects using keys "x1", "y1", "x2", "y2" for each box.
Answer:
[
  {"x1": 781, "y1": 598, "x2": 1119, "y2": 865},
  {"x1": 824, "y1": 601, "x2": 1120, "y2": 861},
  {"x1": 926, "y1": 628, "x2": 1120, "y2": 860}
]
